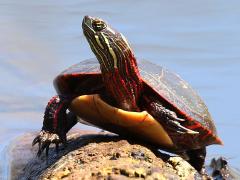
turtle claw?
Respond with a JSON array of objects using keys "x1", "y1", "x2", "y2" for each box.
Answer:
[
  {"x1": 169, "y1": 120, "x2": 199, "y2": 135},
  {"x1": 32, "y1": 130, "x2": 65, "y2": 158},
  {"x1": 172, "y1": 116, "x2": 185, "y2": 122},
  {"x1": 32, "y1": 136, "x2": 40, "y2": 147},
  {"x1": 37, "y1": 141, "x2": 50, "y2": 157}
]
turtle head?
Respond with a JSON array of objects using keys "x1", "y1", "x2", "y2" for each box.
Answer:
[
  {"x1": 82, "y1": 16, "x2": 133, "y2": 73},
  {"x1": 82, "y1": 16, "x2": 142, "y2": 111}
]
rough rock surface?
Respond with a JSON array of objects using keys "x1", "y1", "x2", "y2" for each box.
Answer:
[
  {"x1": 206, "y1": 157, "x2": 240, "y2": 179},
  {"x1": 14, "y1": 131, "x2": 205, "y2": 180}
]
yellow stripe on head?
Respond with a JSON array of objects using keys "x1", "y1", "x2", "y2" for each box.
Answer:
[
  {"x1": 88, "y1": 38, "x2": 108, "y2": 71},
  {"x1": 94, "y1": 35, "x2": 104, "y2": 49},
  {"x1": 101, "y1": 32, "x2": 118, "y2": 68}
]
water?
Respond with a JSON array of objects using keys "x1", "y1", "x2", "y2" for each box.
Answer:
[{"x1": 0, "y1": 0, "x2": 240, "y2": 178}]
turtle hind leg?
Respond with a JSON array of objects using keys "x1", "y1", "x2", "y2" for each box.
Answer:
[
  {"x1": 186, "y1": 147, "x2": 206, "y2": 172},
  {"x1": 148, "y1": 101, "x2": 198, "y2": 134}
]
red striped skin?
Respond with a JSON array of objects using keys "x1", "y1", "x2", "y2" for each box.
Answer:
[
  {"x1": 102, "y1": 68, "x2": 142, "y2": 112},
  {"x1": 53, "y1": 102, "x2": 64, "y2": 130},
  {"x1": 100, "y1": 49, "x2": 143, "y2": 112},
  {"x1": 45, "y1": 96, "x2": 60, "y2": 131},
  {"x1": 43, "y1": 96, "x2": 65, "y2": 132}
]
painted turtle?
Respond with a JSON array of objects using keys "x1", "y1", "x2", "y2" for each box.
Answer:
[{"x1": 33, "y1": 16, "x2": 222, "y2": 171}]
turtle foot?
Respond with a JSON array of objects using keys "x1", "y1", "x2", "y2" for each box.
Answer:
[{"x1": 32, "y1": 130, "x2": 66, "y2": 157}]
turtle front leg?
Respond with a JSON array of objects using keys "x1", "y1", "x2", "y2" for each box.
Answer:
[
  {"x1": 149, "y1": 102, "x2": 198, "y2": 134},
  {"x1": 32, "y1": 95, "x2": 77, "y2": 157}
]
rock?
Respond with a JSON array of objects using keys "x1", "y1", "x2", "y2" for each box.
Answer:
[
  {"x1": 14, "y1": 131, "x2": 204, "y2": 179},
  {"x1": 7, "y1": 132, "x2": 39, "y2": 179},
  {"x1": 206, "y1": 157, "x2": 240, "y2": 180},
  {"x1": 9, "y1": 130, "x2": 95, "y2": 179}
]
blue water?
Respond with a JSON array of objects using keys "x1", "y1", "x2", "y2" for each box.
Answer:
[{"x1": 0, "y1": 0, "x2": 240, "y2": 178}]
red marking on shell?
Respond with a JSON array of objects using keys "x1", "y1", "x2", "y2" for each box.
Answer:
[
  {"x1": 194, "y1": 123, "x2": 222, "y2": 144},
  {"x1": 186, "y1": 123, "x2": 201, "y2": 130},
  {"x1": 71, "y1": 73, "x2": 81, "y2": 77},
  {"x1": 215, "y1": 137, "x2": 224, "y2": 145},
  {"x1": 201, "y1": 130, "x2": 211, "y2": 140},
  {"x1": 199, "y1": 128, "x2": 222, "y2": 145},
  {"x1": 63, "y1": 72, "x2": 99, "y2": 77}
]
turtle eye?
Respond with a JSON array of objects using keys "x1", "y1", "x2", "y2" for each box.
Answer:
[{"x1": 92, "y1": 20, "x2": 106, "y2": 31}]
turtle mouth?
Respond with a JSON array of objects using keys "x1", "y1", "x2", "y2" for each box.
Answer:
[
  {"x1": 82, "y1": 15, "x2": 94, "y2": 33},
  {"x1": 82, "y1": 16, "x2": 92, "y2": 28}
]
